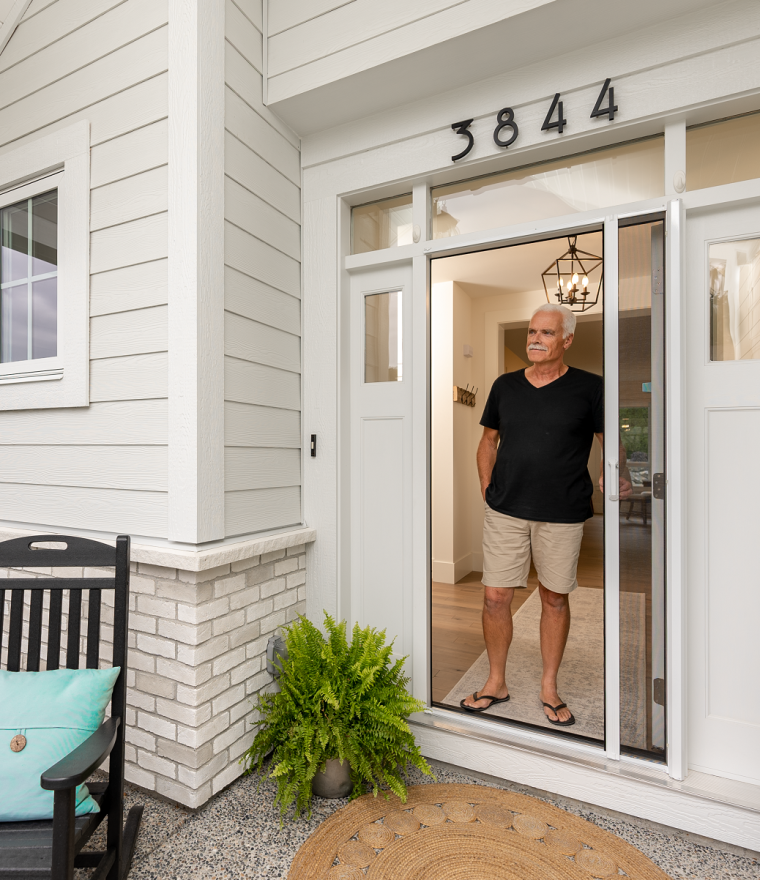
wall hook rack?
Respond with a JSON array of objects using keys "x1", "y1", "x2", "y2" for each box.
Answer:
[{"x1": 454, "y1": 385, "x2": 477, "y2": 407}]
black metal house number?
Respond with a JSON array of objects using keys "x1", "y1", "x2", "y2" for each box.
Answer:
[{"x1": 450, "y1": 78, "x2": 617, "y2": 163}]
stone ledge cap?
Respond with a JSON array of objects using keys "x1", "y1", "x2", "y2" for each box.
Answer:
[{"x1": 0, "y1": 526, "x2": 316, "y2": 573}]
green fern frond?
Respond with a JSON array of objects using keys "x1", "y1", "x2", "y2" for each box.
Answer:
[{"x1": 240, "y1": 611, "x2": 433, "y2": 820}]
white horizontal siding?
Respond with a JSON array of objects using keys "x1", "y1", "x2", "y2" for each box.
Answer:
[
  {"x1": 225, "y1": 0, "x2": 261, "y2": 73},
  {"x1": 268, "y1": 0, "x2": 355, "y2": 37},
  {"x1": 225, "y1": 402, "x2": 300, "y2": 448},
  {"x1": 0, "y1": 446, "x2": 167, "y2": 491},
  {"x1": 225, "y1": 175, "x2": 300, "y2": 259},
  {"x1": 0, "y1": 26, "x2": 167, "y2": 150},
  {"x1": 91, "y1": 353, "x2": 168, "y2": 402},
  {"x1": 0, "y1": 0, "x2": 167, "y2": 105},
  {"x1": 225, "y1": 356, "x2": 300, "y2": 410},
  {"x1": 224, "y1": 0, "x2": 303, "y2": 537},
  {"x1": 90, "y1": 120, "x2": 168, "y2": 189},
  {"x1": 90, "y1": 260, "x2": 168, "y2": 318},
  {"x1": 0, "y1": 401, "x2": 168, "y2": 445},
  {"x1": 225, "y1": 42, "x2": 298, "y2": 148},
  {"x1": 90, "y1": 306, "x2": 168, "y2": 360},
  {"x1": 225, "y1": 448, "x2": 301, "y2": 491},
  {"x1": 0, "y1": 0, "x2": 168, "y2": 537},
  {"x1": 268, "y1": 0, "x2": 461, "y2": 76},
  {"x1": 225, "y1": 221, "x2": 299, "y2": 298},
  {"x1": 225, "y1": 266, "x2": 300, "y2": 332},
  {"x1": 224, "y1": 487, "x2": 301, "y2": 537},
  {"x1": 224, "y1": 130, "x2": 299, "y2": 221},
  {"x1": 90, "y1": 166, "x2": 168, "y2": 232},
  {"x1": 224, "y1": 311, "x2": 299, "y2": 373},
  {"x1": 91, "y1": 213, "x2": 168, "y2": 275},
  {"x1": 225, "y1": 87, "x2": 299, "y2": 185},
  {"x1": 0, "y1": 484, "x2": 167, "y2": 536}
]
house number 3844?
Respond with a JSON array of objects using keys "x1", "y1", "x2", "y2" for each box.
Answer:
[{"x1": 450, "y1": 78, "x2": 617, "y2": 163}]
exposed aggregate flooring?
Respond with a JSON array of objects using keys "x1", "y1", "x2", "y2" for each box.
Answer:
[{"x1": 80, "y1": 762, "x2": 759, "y2": 880}]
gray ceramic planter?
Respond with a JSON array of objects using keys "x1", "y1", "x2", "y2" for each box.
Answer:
[{"x1": 312, "y1": 758, "x2": 352, "y2": 798}]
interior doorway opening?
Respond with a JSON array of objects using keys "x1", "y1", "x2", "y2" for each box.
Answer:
[
  {"x1": 429, "y1": 220, "x2": 666, "y2": 760},
  {"x1": 430, "y1": 232, "x2": 606, "y2": 743}
]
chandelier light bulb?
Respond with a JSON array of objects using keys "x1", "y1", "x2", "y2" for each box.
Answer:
[
  {"x1": 582, "y1": 276, "x2": 589, "y2": 289},
  {"x1": 572, "y1": 273, "x2": 579, "y2": 286}
]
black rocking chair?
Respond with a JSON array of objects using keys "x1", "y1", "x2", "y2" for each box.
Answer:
[{"x1": 0, "y1": 535, "x2": 143, "y2": 880}]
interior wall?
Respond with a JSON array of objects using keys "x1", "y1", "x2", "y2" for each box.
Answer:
[{"x1": 431, "y1": 281, "x2": 474, "y2": 583}]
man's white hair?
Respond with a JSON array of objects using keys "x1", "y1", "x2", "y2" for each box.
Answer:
[{"x1": 531, "y1": 303, "x2": 576, "y2": 338}]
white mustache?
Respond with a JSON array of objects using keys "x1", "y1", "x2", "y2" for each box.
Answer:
[{"x1": 528, "y1": 344, "x2": 548, "y2": 351}]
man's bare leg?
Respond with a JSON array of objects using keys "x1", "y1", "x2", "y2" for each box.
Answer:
[
  {"x1": 538, "y1": 583, "x2": 572, "y2": 723},
  {"x1": 462, "y1": 586, "x2": 515, "y2": 709}
]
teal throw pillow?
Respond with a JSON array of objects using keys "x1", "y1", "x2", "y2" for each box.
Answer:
[{"x1": 0, "y1": 667, "x2": 120, "y2": 821}]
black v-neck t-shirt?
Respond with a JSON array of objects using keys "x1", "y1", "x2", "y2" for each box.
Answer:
[{"x1": 480, "y1": 367, "x2": 604, "y2": 523}]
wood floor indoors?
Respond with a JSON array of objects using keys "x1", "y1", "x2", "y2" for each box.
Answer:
[{"x1": 431, "y1": 513, "x2": 658, "y2": 750}]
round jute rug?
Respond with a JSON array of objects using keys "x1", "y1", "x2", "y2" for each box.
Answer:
[{"x1": 288, "y1": 784, "x2": 673, "y2": 880}]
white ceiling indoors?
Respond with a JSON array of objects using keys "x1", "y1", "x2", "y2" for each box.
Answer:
[
  {"x1": 431, "y1": 231, "x2": 604, "y2": 300},
  {"x1": 431, "y1": 224, "x2": 654, "y2": 311}
]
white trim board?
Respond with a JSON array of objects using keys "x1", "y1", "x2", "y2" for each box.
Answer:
[
  {"x1": 167, "y1": 0, "x2": 226, "y2": 543},
  {"x1": 412, "y1": 714, "x2": 760, "y2": 850},
  {"x1": 0, "y1": 0, "x2": 31, "y2": 57}
]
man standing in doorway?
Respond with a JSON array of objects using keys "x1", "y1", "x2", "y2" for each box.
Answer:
[{"x1": 461, "y1": 304, "x2": 608, "y2": 725}]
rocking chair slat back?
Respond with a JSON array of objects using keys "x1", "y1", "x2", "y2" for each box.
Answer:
[
  {"x1": 65, "y1": 589, "x2": 82, "y2": 670},
  {"x1": 47, "y1": 589, "x2": 63, "y2": 671},
  {"x1": 27, "y1": 590, "x2": 45, "y2": 671}
]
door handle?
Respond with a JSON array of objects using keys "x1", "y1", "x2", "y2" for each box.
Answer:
[{"x1": 608, "y1": 460, "x2": 619, "y2": 502}]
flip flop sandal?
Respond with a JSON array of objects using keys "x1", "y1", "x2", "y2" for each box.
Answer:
[
  {"x1": 541, "y1": 701, "x2": 576, "y2": 726},
  {"x1": 460, "y1": 692, "x2": 511, "y2": 713}
]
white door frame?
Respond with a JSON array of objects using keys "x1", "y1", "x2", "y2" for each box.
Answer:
[{"x1": 341, "y1": 176, "x2": 760, "y2": 784}]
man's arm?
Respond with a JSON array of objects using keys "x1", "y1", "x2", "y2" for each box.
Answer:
[{"x1": 477, "y1": 427, "x2": 500, "y2": 500}]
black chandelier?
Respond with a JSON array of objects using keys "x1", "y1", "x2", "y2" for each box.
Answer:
[{"x1": 541, "y1": 236, "x2": 603, "y2": 313}]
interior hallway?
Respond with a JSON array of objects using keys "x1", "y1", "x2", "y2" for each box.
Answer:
[{"x1": 431, "y1": 513, "x2": 653, "y2": 721}]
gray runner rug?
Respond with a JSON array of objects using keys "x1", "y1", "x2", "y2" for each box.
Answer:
[{"x1": 441, "y1": 586, "x2": 647, "y2": 748}]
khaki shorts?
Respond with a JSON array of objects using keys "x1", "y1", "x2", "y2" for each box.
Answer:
[{"x1": 482, "y1": 503, "x2": 585, "y2": 594}]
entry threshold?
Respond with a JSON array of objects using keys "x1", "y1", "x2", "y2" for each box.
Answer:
[{"x1": 410, "y1": 708, "x2": 760, "y2": 851}]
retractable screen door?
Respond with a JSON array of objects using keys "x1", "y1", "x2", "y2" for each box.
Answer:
[
  {"x1": 606, "y1": 215, "x2": 667, "y2": 761},
  {"x1": 348, "y1": 263, "x2": 415, "y2": 668}
]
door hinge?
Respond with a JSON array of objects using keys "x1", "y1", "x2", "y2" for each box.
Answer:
[
  {"x1": 653, "y1": 678, "x2": 666, "y2": 706},
  {"x1": 652, "y1": 472, "x2": 666, "y2": 500}
]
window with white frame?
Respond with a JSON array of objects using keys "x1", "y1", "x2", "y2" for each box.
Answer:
[
  {"x1": 0, "y1": 121, "x2": 89, "y2": 410},
  {"x1": 1, "y1": 189, "x2": 58, "y2": 363}
]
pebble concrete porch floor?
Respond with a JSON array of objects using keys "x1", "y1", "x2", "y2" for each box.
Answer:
[{"x1": 79, "y1": 761, "x2": 759, "y2": 880}]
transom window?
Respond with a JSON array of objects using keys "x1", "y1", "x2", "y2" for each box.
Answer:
[{"x1": 0, "y1": 190, "x2": 58, "y2": 363}]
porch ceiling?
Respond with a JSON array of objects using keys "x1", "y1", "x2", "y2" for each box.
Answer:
[{"x1": 268, "y1": 0, "x2": 718, "y2": 136}]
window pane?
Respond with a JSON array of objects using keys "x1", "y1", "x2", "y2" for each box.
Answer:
[
  {"x1": 432, "y1": 138, "x2": 664, "y2": 239},
  {"x1": 32, "y1": 191, "x2": 58, "y2": 275},
  {"x1": 32, "y1": 277, "x2": 57, "y2": 359},
  {"x1": 365, "y1": 291, "x2": 402, "y2": 382},
  {"x1": 709, "y1": 238, "x2": 760, "y2": 361},
  {"x1": 1, "y1": 201, "x2": 29, "y2": 283},
  {"x1": 1, "y1": 284, "x2": 29, "y2": 362},
  {"x1": 351, "y1": 195, "x2": 413, "y2": 255},
  {"x1": 686, "y1": 113, "x2": 760, "y2": 191}
]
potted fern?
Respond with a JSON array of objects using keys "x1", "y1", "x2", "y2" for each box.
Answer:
[{"x1": 241, "y1": 613, "x2": 432, "y2": 819}]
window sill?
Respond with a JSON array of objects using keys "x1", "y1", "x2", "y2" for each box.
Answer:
[{"x1": 0, "y1": 368, "x2": 63, "y2": 385}]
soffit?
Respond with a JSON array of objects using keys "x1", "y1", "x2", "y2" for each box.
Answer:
[{"x1": 269, "y1": 0, "x2": 719, "y2": 136}]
